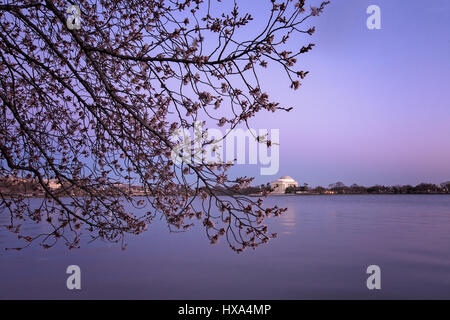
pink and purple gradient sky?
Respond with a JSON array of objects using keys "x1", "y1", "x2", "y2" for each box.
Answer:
[{"x1": 229, "y1": 0, "x2": 450, "y2": 187}]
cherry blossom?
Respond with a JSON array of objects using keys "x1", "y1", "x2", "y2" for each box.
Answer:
[{"x1": 0, "y1": 0, "x2": 328, "y2": 252}]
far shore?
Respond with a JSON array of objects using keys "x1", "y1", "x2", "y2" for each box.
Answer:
[
  {"x1": 4, "y1": 192, "x2": 450, "y2": 200},
  {"x1": 249, "y1": 192, "x2": 450, "y2": 197},
  {"x1": 2, "y1": 175, "x2": 449, "y2": 198}
]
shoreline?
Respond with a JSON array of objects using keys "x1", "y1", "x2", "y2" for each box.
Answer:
[
  {"x1": 2, "y1": 192, "x2": 450, "y2": 199},
  {"x1": 249, "y1": 193, "x2": 450, "y2": 197}
]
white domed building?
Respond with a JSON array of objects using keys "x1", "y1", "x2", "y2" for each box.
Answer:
[{"x1": 270, "y1": 176, "x2": 299, "y2": 193}]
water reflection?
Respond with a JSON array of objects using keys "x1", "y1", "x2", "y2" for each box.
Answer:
[
  {"x1": 1, "y1": 195, "x2": 450, "y2": 299},
  {"x1": 279, "y1": 207, "x2": 297, "y2": 234}
]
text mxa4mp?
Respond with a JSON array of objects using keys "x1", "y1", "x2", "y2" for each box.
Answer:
[{"x1": 178, "y1": 304, "x2": 272, "y2": 317}]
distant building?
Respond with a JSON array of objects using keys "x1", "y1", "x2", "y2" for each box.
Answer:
[
  {"x1": 44, "y1": 179, "x2": 61, "y2": 190},
  {"x1": 270, "y1": 176, "x2": 299, "y2": 193}
]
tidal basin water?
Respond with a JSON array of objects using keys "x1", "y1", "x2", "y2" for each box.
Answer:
[{"x1": 1, "y1": 195, "x2": 450, "y2": 299}]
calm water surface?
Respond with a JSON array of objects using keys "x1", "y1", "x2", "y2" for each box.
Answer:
[{"x1": 1, "y1": 195, "x2": 449, "y2": 299}]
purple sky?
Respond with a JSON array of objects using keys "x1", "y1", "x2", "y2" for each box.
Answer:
[{"x1": 228, "y1": 0, "x2": 450, "y2": 187}]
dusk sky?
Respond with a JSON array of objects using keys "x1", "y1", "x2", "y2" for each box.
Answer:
[{"x1": 228, "y1": 0, "x2": 450, "y2": 187}]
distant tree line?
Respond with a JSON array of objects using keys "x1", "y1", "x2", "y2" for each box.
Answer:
[
  {"x1": 284, "y1": 181, "x2": 450, "y2": 195},
  {"x1": 2, "y1": 176, "x2": 450, "y2": 197},
  {"x1": 212, "y1": 181, "x2": 450, "y2": 195}
]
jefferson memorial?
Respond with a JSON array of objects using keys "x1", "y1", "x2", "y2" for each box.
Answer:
[{"x1": 270, "y1": 176, "x2": 299, "y2": 193}]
